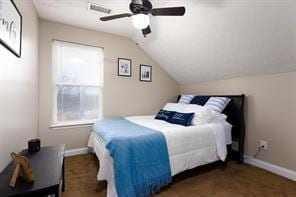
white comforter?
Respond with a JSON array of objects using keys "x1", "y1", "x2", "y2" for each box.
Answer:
[{"x1": 88, "y1": 115, "x2": 232, "y2": 197}]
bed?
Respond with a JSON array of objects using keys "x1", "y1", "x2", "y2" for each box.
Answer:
[{"x1": 88, "y1": 95, "x2": 245, "y2": 197}]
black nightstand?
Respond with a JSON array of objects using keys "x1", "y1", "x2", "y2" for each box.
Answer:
[{"x1": 0, "y1": 145, "x2": 65, "y2": 197}]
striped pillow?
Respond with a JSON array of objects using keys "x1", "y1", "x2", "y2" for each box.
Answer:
[
  {"x1": 178, "y1": 95, "x2": 195, "y2": 104},
  {"x1": 204, "y1": 97, "x2": 231, "y2": 112}
]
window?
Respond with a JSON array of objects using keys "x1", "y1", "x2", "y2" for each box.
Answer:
[{"x1": 52, "y1": 40, "x2": 103, "y2": 127}]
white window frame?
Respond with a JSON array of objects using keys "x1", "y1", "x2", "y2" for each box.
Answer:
[{"x1": 50, "y1": 40, "x2": 104, "y2": 129}]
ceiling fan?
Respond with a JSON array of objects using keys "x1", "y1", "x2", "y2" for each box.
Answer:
[{"x1": 100, "y1": 0, "x2": 186, "y2": 37}]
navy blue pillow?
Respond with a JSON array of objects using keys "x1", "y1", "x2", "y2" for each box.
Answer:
[
  {"x1": 155, "y1": 109, "x2": 175, "y2": 121},
  {"x1": 190, "y1": 96, "x2": 210, "y2": 106},
  {"x1": 167, "y1": 112, "x2": 194, "y2": 126}
]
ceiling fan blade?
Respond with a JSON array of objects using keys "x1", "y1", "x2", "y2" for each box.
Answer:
[
  {"x1": 142, "y1": 26, "x2": 151, "y2": 37},
  {"x1": 100, "y1": 13, "x2": 132, "y2": 21},
  {"x1": 151, "y1": 7, "x2": 185, "y2": 16}
]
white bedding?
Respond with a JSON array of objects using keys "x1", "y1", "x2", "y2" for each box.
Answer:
[{"x1": 88, "y1": 115, "x2": 232, "y2": 197}]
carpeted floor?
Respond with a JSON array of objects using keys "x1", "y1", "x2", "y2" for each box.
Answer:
[{"x1": 62, "y1": 154, "x2": 296, "y2": 197}]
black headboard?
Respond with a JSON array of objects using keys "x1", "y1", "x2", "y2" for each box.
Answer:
[{"x1": 177, "y1": 94, "x2": 245, "y2": 163}]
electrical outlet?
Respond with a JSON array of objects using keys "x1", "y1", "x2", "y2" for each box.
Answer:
[{"x1": 260, "y1": 140, "x2": 268, "y2": 150}]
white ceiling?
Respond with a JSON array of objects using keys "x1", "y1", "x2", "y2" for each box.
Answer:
[{"x1": 33, "y1": 0, "x2": 296, "y2": 84}]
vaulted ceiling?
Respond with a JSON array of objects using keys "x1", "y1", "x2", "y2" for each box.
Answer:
[{"x1": 33, "y1": 0, "x2": 296, "y2": 84}]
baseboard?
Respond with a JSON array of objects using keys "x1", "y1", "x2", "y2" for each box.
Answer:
[
  {"x1": 244, "y1": 155, "x2": 296, "y2": 181},
  {"x1": 65, "y1": 147, "x2": 90, "y2": 157}
]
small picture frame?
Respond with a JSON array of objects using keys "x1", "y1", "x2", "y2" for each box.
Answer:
[
  {"x1": 0, "y1": 0, "x2": 22, "y2": 57},
  {"x1": 118, "y1": 58, "x2": 132, "y2": 77},
  {"x1": 140, "y1": 65, "x2": 152, "y2": 82}
]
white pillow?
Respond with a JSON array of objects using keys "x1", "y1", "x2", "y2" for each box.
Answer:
[
  {"x1": 181, "y1": 104, "x2": 203, "y2": 113},
  {"x1": 195, "y1": 107, "x2": 217, "y2": 125},
  {"x1": 182, "y1": 104, "x2": 218, "y2": 125},
  {"x1": 210, "y1": 113, "x2": 227, "y2": 123},
  {"x1": 178, "y1": 95, "x2": 195, "y2": 104},
  {"x1": 163, "y1": 103, "x2": 187, "y2": 112}
]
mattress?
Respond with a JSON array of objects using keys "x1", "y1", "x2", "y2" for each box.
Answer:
[{"x1": 88, "y1": 115, "x2": 232, "y2": 197}]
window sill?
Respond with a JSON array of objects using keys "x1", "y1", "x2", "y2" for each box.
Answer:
[{"x1": 50, "y1": 120, "x2": 98, "y2": 130}]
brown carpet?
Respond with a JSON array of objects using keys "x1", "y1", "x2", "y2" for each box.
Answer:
[{"x1": 63, "y1": 154, "x2": 296, "y2": 197}]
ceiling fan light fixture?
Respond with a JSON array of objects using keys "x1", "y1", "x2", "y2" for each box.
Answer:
[{"x1": 131, "y1": 14, "x2": 150, "y2": 29}]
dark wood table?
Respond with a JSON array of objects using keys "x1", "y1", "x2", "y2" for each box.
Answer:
[{"x1": 0, "y1": 145, "x2": 65, "y2": 197}]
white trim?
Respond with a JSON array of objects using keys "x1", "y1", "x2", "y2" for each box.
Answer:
[
  {"x1": 50, "y1": 120, "x2": 96, "y2": 129},
  {"x1": 56, "y1": 83, "x2": 102, "y2": 87},
  {"x1": 50, "y1": 123, "x2": 93, "y2": 130},
  {"x1": 244, "y1": 155, "x2": 296, "y2": 181},
  {"x1": 65, "y1": 147, "x2": 91, "y2": 157}
]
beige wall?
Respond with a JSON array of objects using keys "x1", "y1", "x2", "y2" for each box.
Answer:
[
  {"x1": 0, "y1": 0, "x2": 39, "y2": 171},
  {"x1": 38, "y1": 20, "x2": 179, "y2": 150},
  {"x1": 181, "y1": 72, "x2": 296, "y2": 171}
]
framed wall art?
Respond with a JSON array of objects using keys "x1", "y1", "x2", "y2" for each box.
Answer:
[
  {"x1": 118, "y1": 58, "x2": 132, "y2": 77},
  {"x1": 0, "y1": 0, "x2": 22, "y2": 57},
  {"x1": 139, "y1": 65, "x2": 152, "y2": 82}
]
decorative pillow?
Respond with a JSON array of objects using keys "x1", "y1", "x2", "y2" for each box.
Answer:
[
  {"x1": 167, "y1": 112, "x2": 194, "y2": 126},
  {"x1": 178, "y1": 95, "x2": 195, "y2": 104},
  {"x1": 204, "y1": 97, "x2": 231, "y2": 113},
  {"x1": 163, "y1": 103, "x2": 187, "y2": 112},
  {"x1": 190, "y1": 96, "x2": 210, "y2": 106},
  {"x1": 155, "y1": 109, "x2": 175, "y2": 121}
]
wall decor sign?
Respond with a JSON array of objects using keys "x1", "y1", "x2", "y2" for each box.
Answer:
[
  {"x1": 0, "y1": 0, "x2": 22, "y2": 57},
  {"x1": 118, "y1": 58, "x2": 132, "y2": 77},
  {"x1": 140, "y1": 64, "x2": 152, "y2": 82}
]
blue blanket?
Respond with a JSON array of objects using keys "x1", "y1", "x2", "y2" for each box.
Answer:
[{"x1": 93, "y1": 117, "x2": 172, "y2": 197}]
